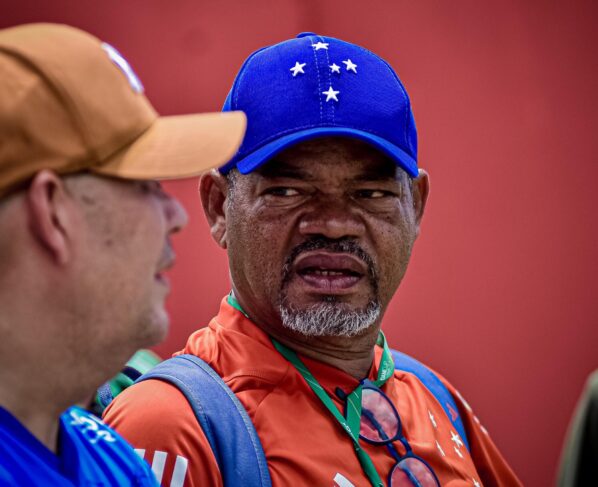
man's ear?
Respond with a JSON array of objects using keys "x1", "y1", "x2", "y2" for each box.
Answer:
[
  {"x1": 199, "y1": 169, "x2": 229, "y2": 249},
  {"x1": 26, "y1": 170, "x2": 76, "y2": 265},
  {"x1": 412, "y1": 169, "x2": 430, "y2": 234}
]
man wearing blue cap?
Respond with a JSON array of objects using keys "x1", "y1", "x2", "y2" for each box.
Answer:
[{"x1": 105, "y1": 34, "x2": 521, "y2": 486}]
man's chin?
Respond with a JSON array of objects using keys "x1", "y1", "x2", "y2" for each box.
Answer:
[
  {"x1": 140, "y1": 309, "x2": 170, "y2": 347},
  {"x1": 278, "y1": 300, "x2": 381, "y2": 338},
  {"x1": 283, "y1": 287, "x2": 374, "y2": 308}
]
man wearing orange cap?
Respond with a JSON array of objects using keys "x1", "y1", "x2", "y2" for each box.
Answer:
[{"x1": 0, "y1": 23, "x2": 245, "y2": 485}]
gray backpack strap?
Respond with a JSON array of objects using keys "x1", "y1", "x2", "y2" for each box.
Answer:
[{"x1": 138, "y1": 354, "x2": 271, "y2": 487}]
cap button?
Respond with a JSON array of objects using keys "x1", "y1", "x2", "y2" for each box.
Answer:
[{"x1": 296, "y1": 32, "x2": 317, "y2": 38}]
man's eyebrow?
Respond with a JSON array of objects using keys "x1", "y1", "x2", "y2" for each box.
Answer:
[
  {"x1": 257, "y1": 162, "x2": 311, "y2": 179},
  {"x1": 354, "y1": 161, "x2": 402, "y2": 181},
  {"x1": 352, "y1": 172, "x2": 399, "y2": 182},
  {"x1": 257, "y1": 158, "x2": 403, "y2": 181}
]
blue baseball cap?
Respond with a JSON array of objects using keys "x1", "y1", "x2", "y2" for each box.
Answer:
[{"x1": 220, "y1": 33, "x2": 418, "y2": 177}]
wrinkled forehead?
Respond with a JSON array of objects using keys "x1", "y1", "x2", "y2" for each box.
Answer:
[{"x1": 255, "y1": 137, "x2": 405, "y2": 181}]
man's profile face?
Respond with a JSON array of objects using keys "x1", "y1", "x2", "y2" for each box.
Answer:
[
  {"x1": 68, "y1": 174, "x2": 187, "y2": 353},
  {"x1": 224, "y1": 137, "x2": 425, "y2": 336}
]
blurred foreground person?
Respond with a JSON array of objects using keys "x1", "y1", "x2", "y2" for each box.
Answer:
[
  {"x1": 0, "y1": 23, "x2": 245, "y2": 486},
  {"x1": 558, "y1": 370, "x2": 598, "y2": 487},
  {"x1": 105, "y1": 34, "x2": 521, "y2": 486}
]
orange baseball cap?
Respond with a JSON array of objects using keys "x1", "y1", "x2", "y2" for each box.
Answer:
[{"x1": 0, "y1": 23, "x2": 246, "y2": 197}]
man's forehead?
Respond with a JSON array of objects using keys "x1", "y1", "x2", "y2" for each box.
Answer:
[{"x1": 256, "y1": 137, "x2": 403, "y2": 180}]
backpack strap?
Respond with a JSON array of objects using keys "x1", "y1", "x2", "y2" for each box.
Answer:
[
  {"x1": 391, "y1": 349, "x2": 470, "y2": 452},
  {"x1": 97, "y1": 367, "x2": 142, "y2": 409},
  {"x1": 137, "y1": 354, "x2": 272, "y2": 487}
]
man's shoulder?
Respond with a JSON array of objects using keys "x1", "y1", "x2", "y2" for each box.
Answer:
[
  {"x1": 104, "y1": 378, "x2": 222, "y2": 487},
  {"x1": 102, "y1": 376, "x2": 213, "y2": 457},
  {"x1": 0, "y1": 406, "x2": 157, "y2": 486},
  {"x1": 104, "y1": 378, "x2": 195, "y2": 430},
  {"x1": 390, "y1": 349, "x2": 458, "y2": 393},
  {"x1": 61, "y1": 407, "x2": 158, "y2": 486}
]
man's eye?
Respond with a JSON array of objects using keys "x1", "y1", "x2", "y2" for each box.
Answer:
[
  {"x1": 356, "y1": 189, "x2": 392, "y2": 199},
  {"x1": 137, "y1": 181, "x2": 164, "y2": 195},
  {"x1": 264, "y1": 187, "x2": 300, "y2": 197}
]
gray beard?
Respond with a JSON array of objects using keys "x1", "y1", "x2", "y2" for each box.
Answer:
[{"x1": 279, "y1": 300, "x2": 381, "y2": 337}]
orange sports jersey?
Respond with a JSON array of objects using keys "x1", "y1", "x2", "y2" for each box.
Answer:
[{"x1": 104, "y1": 298, "x2": 522, "y2": 487}]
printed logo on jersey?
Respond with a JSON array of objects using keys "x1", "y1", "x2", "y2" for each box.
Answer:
[{"x1": 67, "y1": 409, "x2": 116, "y2": 445}]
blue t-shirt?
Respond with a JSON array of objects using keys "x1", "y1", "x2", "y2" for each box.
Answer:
[{"x1": 0, "y1": 405, "x2": 158, "y2": 486}]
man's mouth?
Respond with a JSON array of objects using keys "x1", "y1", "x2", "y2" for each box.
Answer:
[
  {"x1": 293, "y1": 252, "x2": 367, "y2": 292},
  {"x1": 154, "y1": 272, "x2": 170, "y2": 287},
  {"x1": 155, "y1": 254, "x2": 175, "y2": 288}
]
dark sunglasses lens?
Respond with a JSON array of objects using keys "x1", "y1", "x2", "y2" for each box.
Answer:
[
  {"x1": 389, "y1": 457, "x2": 440, "y2": 487},
  {"x1": 360, "y1": 387, "x2": 400, "y2": 442}
]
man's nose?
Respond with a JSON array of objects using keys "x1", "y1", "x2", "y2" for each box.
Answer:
[
  {"x1": 298, "y1": 196, "x2": 365, "y2": 240},
  {"x1": 164, "y1": 193, "x2": 188, "y2": 233}
]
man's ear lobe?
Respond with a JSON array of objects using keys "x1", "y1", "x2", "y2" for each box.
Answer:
[
  {"x1": 412, "y1": 169, "x2": 430, "y2": 229},
  {"x1": 199, "y1": 170, "x2": 229, "y2": 249},
  {"x1": 26, "y1": 170, "x2": 74, "y2": 265}
]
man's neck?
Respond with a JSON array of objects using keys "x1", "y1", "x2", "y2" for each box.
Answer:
[{"x1": 268, "y1": 328, "x2": 379, "y2": 380}]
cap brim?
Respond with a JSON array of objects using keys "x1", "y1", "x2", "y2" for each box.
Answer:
[
  {"x1": 229, "y1": 127, "x2": 418, "y2": 177},
  {"x1": 94, "y1": 111, "x2": 246, "y2": 180}
]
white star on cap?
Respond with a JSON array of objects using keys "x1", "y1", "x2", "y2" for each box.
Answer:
[
  {"x1": 342, "y1": 59, "x2": 357, "y2": 73},
  {"x1": 451, "y1": 431, "x2": 464, "y2": 449},
  {"x1": 290, "y1": 61, "x2": 306, "y2": 77},
  {"x1": 329, "y1": 63, "x2": 341, "y2": 74},
  {"x1": 312, "y1": 41, "x2": 329, "y2": 50},
  {"x1": 473, "y1": 479, "x2": 481, "y2": 487},
  {"x1": 322, "y1": 86, "x2": 339, "y2": 102}
]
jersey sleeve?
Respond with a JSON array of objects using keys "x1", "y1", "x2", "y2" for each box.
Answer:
[
  {"x1": 437, "y1": 374, "x2": 523, "y2": 487},
  {"x1": 103, "y1": 379, "x2": 223, "y2": 487}
]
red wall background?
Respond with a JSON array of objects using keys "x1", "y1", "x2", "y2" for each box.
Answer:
[{"x1": 3, "y1": 1, "x2": 597, "y2": 485}]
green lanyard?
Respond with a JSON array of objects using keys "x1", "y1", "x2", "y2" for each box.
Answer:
[{"x1": 227, "y1": 293, "x2": 396, "y2": 487}]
